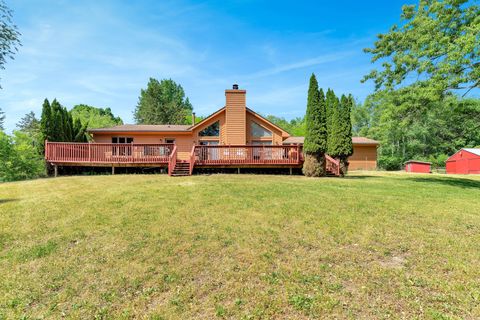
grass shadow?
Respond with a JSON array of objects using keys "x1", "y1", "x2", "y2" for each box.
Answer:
[
  {"x1": 342, "y1": 175, "x2": 380, "y2": 180},
  {"x1": 0, "y1": 199, "x2": 18, "y2": 204},
  {"x1": 407, "y1": 176, "x2": 480, "y2": 189}
]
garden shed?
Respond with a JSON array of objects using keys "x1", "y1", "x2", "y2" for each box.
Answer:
[
  {"x1": 405, "y1": 160, "x2": 431, "y2": 173},
  {"x1": 445, "y1": 148, "x2": 480, "y2": 174}
]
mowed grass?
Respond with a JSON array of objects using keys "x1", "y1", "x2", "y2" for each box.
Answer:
[{"x1": 0, "y1": 172, "x2": 480, "y2": 319}]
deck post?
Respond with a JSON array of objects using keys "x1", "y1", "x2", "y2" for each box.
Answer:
[
  {"x1": 112, "y1": 166, "x2": 115, "y2": 175},
  {"x1": 53, "y1": 164, "x2": 58, "y2": 178},
  {"x1": 289, "y1": 167, "x2": 292, "y2": 175},
  {"x1": 237, "y1": 168, "x2": 240, "y2": 174}
]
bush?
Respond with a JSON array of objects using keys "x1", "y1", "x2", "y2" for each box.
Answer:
[
  {"x1": 378, "y1": 155, "x2": 403, "y2": 171},
  {"x1": 0, "y1": 131, "x2": 45, "y2": 182}
]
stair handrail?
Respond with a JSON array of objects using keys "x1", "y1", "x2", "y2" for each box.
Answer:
[
  {"x1": 168, "y1": 145, "x2": 177, "y2": 176},
  {"x1": 189, "y1": 145, "x2": 196, "y2": 175},
  {"x1": 325, "y1": 154, "x2": 340, "y2": 176}
]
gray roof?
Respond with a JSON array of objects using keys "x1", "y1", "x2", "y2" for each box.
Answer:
[
  {"x1": 89, "y1": 124, "x2": 191, "y2": 133},
  {"x1": 463, "y1": 148, "x2": 480, "y2": 156}
]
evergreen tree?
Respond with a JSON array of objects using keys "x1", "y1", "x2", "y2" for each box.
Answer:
[
  {"x1": 17, "y1": 111, "x2": 40, "y2": 134},
  {"x1": 326, "y1": 89, "x2": 338, "y2": 155},
  {"x1": 0, "y1": 107, "x2": 5, "y2": 130},
  {"x1": 39, "y1": 99, "x2": 52, "y2": 151},
  {"x1": 39, "y1": 98, "x2": 87, "y2": 153},
  {"x1": 303, "y1": 74, "x2": 328, "y2": 177},
  {"x1": 329, "y1": 95, "x2": 353, "y2": 176}
]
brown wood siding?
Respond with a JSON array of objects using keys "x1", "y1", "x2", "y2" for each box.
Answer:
[
  {"x1": 246, "y1": 112, "x2": 283, "y2": 145},
  {"x1": 348, "y1": 145, "x2": 377, "y2": 170},
  {"x1": 225, "y1": 90, "x2": 246, "y2": 145}
]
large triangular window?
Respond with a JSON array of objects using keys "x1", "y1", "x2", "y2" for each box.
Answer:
[
  {"x1": 199, "y1": 121, "x2": 220, "y2": 136},
  {"x1": 251, "y1": 121, "x2": 272, "y2": 137}
]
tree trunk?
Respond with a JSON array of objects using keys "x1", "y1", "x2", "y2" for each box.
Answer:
[
  {"x1": 302, "y1": 152, "x2": 326, "y2": 177},
  {"x1": 339, "y1": 157, "x2": 349, "y2": 177}
]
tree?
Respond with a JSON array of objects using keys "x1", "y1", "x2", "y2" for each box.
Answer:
[
  {"x1": 303, "y1": 74, "x2": 328, "y2": 177},
  {"x1": 325, "y1": 89, "x2": 338, "y2": 154},
  {"x1": 352, "y1": 88, "x2": 480, "y2": 170},
  {"x1": 362, "y1": 0, "x2": 480, "y2": 96},
  {"x1": 0, "y1": 130, "x2": 44, "y2": 182},
  {"x1": 333, "y1": 95, "x2": 353, "y2": 176},
  {"x1": 0, "y1": 0, "x2": 21, "y2": 88},
  {"x1": 134, "y1": 78, "x2": 193, "y2": 125},
  {"x1": 264, "y1": 115, "x2": 306, "y2": 136},
  {"x1": 0, "y1": 107, "x2": 4, "y2": 130},
  {"x1": 40, "y1": 99, "x2": 53, "y2": 145},
  {"x1": 70, "y1": 104, "x2": 123, "y2": 129},
  {"x1": 39, "y1": 98, "x2": 87, "y2": 152},
  {"x1": 17, "y1": 111, "x2": 40, "y2": 133}
]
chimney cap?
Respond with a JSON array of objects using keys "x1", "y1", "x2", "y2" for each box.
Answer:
[{"x1": 232, "y1": 84, "x2": 239, "y2": 90}]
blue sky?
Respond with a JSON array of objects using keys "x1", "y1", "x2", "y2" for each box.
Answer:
[{"x1": 1, "y1": 0, "x2": 408, "y2": 131}]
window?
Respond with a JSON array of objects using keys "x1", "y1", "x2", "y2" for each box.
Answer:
[
  {"x1": 165, "y1": 138, "x2": 175, "y2": 144},
  {"x1": 251, "y1": 121, "x2": 272, "y2": 137},
  {"x1": 199, "y1": 121, "x2": 220, "y2": 136},
  {"x1": 111, "y1": 137, "x2": 133, "y2": 156},
  {"x1": 112, "y1": 137, "x2": 133, "y2": 144}
]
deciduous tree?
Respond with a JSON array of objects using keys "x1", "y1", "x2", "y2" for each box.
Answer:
[
  {"x1": 134, "y1": 78, "x2": 193, "y2": 125},
  {"x1": 70, "y1": 104, "x2": 123, "y2": 129},
  {"x1": 0, "y1": 0, "x2": 21, "y2": 88},
  {"x1": 362, "y1": 0, "x2": 480, "y2": 96}
]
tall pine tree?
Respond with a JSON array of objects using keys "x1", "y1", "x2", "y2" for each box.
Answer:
[
  {"x1": 39, "y1": 98, "x2": 87, "y2": 153},
  {"x1": 326, "y1": 89, "x2": 338, "y2": 155},
  {"x1": 328, "y1": 94, "x2": 353, "y2": 176},
  {"x1": 303, "y1": 74, "x2": 328, "y2": 177}
]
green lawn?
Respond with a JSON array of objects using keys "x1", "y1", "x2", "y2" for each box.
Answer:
[{"x1": 1, "y1": 172, "x2": 479, "y2": 319}]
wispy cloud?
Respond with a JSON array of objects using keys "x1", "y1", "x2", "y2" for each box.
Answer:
[
  {"x1": 0, "y1": 0, "x2": 382, "y2": 132},
  {"x1": 247, "y1": 51, "x2": 357, "y2": 79}
]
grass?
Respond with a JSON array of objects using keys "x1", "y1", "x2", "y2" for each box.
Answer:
[{"x1": 0, "y1": 171, "x2": 479, "y2": 319}]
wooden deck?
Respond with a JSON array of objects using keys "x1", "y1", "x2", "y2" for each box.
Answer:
[{"x1": 45, "y1": 142, "x2": 310, "y2": 176}]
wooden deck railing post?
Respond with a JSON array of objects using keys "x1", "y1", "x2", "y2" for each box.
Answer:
[
  {"x1": 44, "y1": 140, "x2": 48, "y2": 160},
  {"x1": 88, "y1": 143, "x2": 91, "y2": 162}
]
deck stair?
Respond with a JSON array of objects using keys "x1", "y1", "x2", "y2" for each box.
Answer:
[{"x1": 170, "y1": 161, "x2": 191, "y2": 177}]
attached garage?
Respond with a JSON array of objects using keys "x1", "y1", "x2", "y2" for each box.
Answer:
[
  {"x1": 283, "y1": 136, "x2": 379, "y2": 170},
  {"x1": 446, "y1": 148, "x2": 480, "y2": 174}
]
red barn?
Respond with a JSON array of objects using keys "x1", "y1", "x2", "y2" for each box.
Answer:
[
  {"x1": 405, "y1": 160, "x2": 431, "y2": 173},
  {"x1": 446, "y1": 148, "x2": 480, "y2": 174}
]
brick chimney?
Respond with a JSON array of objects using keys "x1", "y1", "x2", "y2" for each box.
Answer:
[{"x1": 225, "y1": 84, "x2": 246, "y2": 145}]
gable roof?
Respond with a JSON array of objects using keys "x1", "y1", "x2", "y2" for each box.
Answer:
[
  {"x1": 89, "y1": 124, "x2": 191, "y2": 133},
  {"x1": 246, "y1": 108, "x2": 290, "y2": 137},
  {"x1": 283, "y1": 136, "x2": 379, "y2": 145},
  {"x1": 189, "y1": 107, "x2": 225, "y2": 131}
]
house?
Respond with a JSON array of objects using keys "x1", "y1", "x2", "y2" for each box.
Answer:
[
  {"x1": 45, "y1": 85, "x2": 379, "y2": 176},
  {"x1": 404, "y1": 160, "x2": 431, "y2": 173},
  {"x1": 446, "y1": 148, "x2": 480, "y2": 174}
]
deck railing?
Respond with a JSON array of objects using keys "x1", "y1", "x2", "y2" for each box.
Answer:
[
  {"x1": 325, "y1": 154, "x2": 340, "y2": 176},
  {"x1": 45, "y1": 141, "x2": 174, "y2": 164},
  {"x1": 193, "y1": 145, "x2": 303, "y2": 165},
  {"x1": 189, "y1": 145, "x2": 196, "y2": 175},
  {"x1": 168, "y1": 145, "x2": 177, "y2": 176}
]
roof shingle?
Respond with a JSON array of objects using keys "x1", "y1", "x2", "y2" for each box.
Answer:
[
  {"x1": 283, "y1": 136, "x2": 379, "y2": 145},
  {"x1": 88, "y1": 124, "x2": 191, "y2": 133}
]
